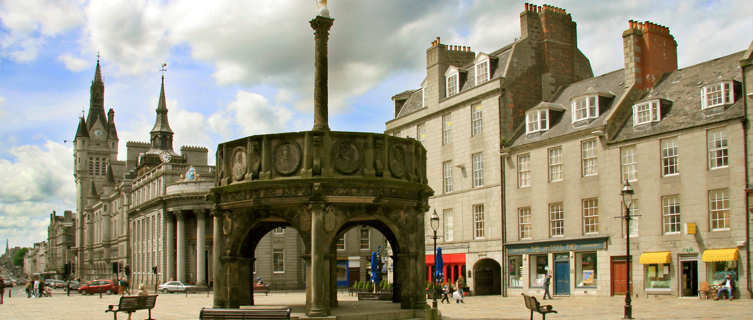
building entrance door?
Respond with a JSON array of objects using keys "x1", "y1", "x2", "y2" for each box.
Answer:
[
  {"x1": 680, "y1": 260, "x2": 698, "y2": 297},
  {"x1": 554, "y1": 254, "x2": 570, "y2": 295},
  {"x1": 610, "y1": 256, "x2": 631, "y2": 296}
]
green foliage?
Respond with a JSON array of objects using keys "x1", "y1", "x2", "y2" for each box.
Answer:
[{"x1": 13, "y1": 248, "x2": 29, "y2": 266}]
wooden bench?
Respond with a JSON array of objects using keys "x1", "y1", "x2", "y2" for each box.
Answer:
[
  {"x1": 254, "y1": 283, "x2": 270, "y2": 296},
  {"x1": 105, "y1": 295, "x2": 157, "y2": 320},
  {"x1": 199, "y1": 306, "x2": 291, "y2": 319},
  {"x1": 522, "y1": 293, "x2": 557, "y2": 320}
]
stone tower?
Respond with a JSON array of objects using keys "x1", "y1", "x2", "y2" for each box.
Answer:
[{"x1": 150, "y1": 75, "x2": 174, "y2": 152}]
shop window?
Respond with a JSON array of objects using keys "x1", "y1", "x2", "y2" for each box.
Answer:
[
  {"x1": 644, "y1": 263, "x2": 671, "y2": 290},
  {"x1": 575, "y1": 252, "x2": 597, "y2": 287},
  {"x1": 707, "y1": 261, "x2": 738, "y2": 286},
  {"x1": 508, "y1": 255, "x2": 523, "y2": 288},
  {"x1": 529, "y1": 254, "x2": 548, "y2": 287},
  {"x1": 336, "y1": 235, "x2": 345, "y2": 251}
]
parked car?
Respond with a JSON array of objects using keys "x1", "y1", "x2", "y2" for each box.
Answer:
[
  {"x1": 78, "y1": 279, "x2": 119, "y2": 295},
  {"x1": 47, "y1": 279, "x2": 66, "y2": 288},
  {"x1": 67, "y1": 280, "x2": 80, "y2": 290},
  {"x1": 158, "y1": 281, "x2": 196, "y2": 293}
]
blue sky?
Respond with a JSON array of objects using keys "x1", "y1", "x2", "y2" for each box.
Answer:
[{"x1": 1, "y1": 0, "x2": 751, "y2": 251}]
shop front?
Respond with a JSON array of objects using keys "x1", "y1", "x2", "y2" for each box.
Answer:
[
  {"x1": 702, "y1": 248, "x2": 739, "y2": 298},
  {"x1": 639, "y1": 251, "x2": 672, "y2": 294},
  {"x1": 425, "y1": 253, "x2": 466, "y2": 286},
  {"x1": 505, "y1": 237, "x2": 608, "y2": 296}
]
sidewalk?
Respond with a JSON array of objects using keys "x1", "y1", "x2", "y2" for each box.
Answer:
[{"x1": 0, "y1": 287, "x2": 750, "y2": 319}]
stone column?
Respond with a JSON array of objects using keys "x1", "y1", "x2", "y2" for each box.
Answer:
[
  {"x1": 309, "y1": 15, "x2": 334, "y2": 131},
  {"x1": 212, "y1": 209, "x2": 226, "y2": 308},
  {"x1": 307, "y1": 203, "x2": 329, "y2": 316},
  {"x1": 176, "y1": 211, "x2": 186, "y2": 282},
  {"x1": 196, "y1": 210, "x2": 207, "y2": 285},
  {"x1": 166, "y1": 212, "x2": 176, "y2": 281}
]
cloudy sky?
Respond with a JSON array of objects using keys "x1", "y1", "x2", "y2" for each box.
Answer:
[{"x1": 0, "y1": 0, "x2": 751, "y2": 251}]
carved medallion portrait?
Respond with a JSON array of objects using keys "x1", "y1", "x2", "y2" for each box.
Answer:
[
  {"x1": 232, "y1": 147, "x2": 247, "y2": 182},
  {"x1": 389, "y1": 143, "x2": 406, "y2": 178},
  {"x1": 274, "y1": 142, "x2": 302, "y2": 175},
  {"x1": 333, "y1": 140, "x2": 361, "y2": 174}
]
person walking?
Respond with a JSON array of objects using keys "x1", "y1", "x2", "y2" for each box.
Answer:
[
  {"x1": 25, "y1": 278, "x2": 31, "y2": 298},
  {"x1": 543, "y1": 274, "x2": 553, "y2": 300},
  {"x1": 32, "y1": 278, "x2": 39, "y2": 298},
  {"x1": 0, "y1": 275, "x2": 5, "y2": 304},
  {"x1": 440, "y1": 284, "x2": 450, "y2": 304}
]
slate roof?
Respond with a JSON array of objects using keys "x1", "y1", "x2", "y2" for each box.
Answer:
[
  {"x1": 510, "y1": 69, "x2": 627, "y2": 147},
  {"x1": 395, "y1": 89, "x2": 423, "y2": 118},
  {"x1": 612, "y1": 50, "x2": 745, "y2": 142}
]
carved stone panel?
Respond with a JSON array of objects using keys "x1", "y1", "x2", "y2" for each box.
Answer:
[
  {"x1": 274, "y1": 142, "x2": 302, "y2": 176},
  {"x1": 389, "y1": 143, "x2": 406, "y2": 178},
  {"x1": 333, "y1": 140, "x2": 361, "y2": 174},
  {"x1": 248, "y1": 140, "x2": 261, "y2": 178},
  {"x1": 232, "y1": 147, "x2": 247, "y2": 182},
  {"x1": 324, "y1": 206, "x2": 336, "y2": 232}
]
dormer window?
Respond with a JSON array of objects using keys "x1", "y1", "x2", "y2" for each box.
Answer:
[
  {"x1": 446, "y1": 72, "x2": 459, "y2": 97},
  {"x1": 475, "y1": 59, "x2": 489, "y2": 86},
  {"x1": 632, "y1": 100, "x2": 661, "y2": 126},
  {"x1": 571, "y1": 95, "x2": 598, "y2": 122},
  {"x1": 526, "y1": 109, "x2": 549, "y2": 134},
  {"x1": 701, "y1": 81, "x2": 734, "y2": 109}
]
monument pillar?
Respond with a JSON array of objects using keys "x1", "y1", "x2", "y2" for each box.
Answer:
[
  {"x1": 196, "y1": 210, "x2": 207, "y2": 285},
  {"x1": 211, "y1": 208, "x2": 227, "y2": 307},
  {"x1": 166, "y1": 212, "x2": 176, "y2": 281},
  {"x1": 308, "y1": 203, "x2": 329, "y2": 316},
  {"x1": 176, "y1": 211, "x2": 186, "y2": 282},
  {"x1": 310, "y1": 15, "x2": 333, "y2": 131}
]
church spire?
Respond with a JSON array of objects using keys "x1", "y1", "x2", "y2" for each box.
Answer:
[
  {"x1": 150, "y1": 72, "x2": 174, "y2": 151},
  {"x1": 86, "y1": 58, "x2": 107, "y2": 129},
  {"x1": 75, "y1": 116, "x2": 89, "y2": 139}
]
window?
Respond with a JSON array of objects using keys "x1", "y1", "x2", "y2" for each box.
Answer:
[
  {"x1": 662, "y1": 195, "x2": 681, "y2": 234},
  {"x1": 475, "y1": 60, "x2": 489, "y2": 85},
  {"x1": 273, "y1": 249, "x2": 284, "y2": 273},
  {"x1": 442, "y1": 113, "x2": 452, "y2": 145},
  {"x1": 416, "y1": 123, "x2": 426, "y2": 144},
  {"x1": 518, "y1": 153, "x2": 531, "y2": 188},
  {"x1": 518, "y1": 207, "x2": 532, "y2": 240},
  {"x1": 336, "y1": 235, "x2": 345, "y2": 251},
  {"x1": 443, "y1": 209, "x2": 454, "y2": 242},
  {"x1": 621, "y1": 145, "x2": 637, "y2": 182},
  {"x1": 442, "y1": 161, "x2": 453, "y2": 193},
  {"x1": 581, "y1": 139, "x2": 598, "y2": 176},
  {"x1": 473, "y1": 204, "x2": 485, "y2": 239},
  {"x1": 709, "y1": 189, "x2": 729, "y2": 231},
  {"x1": 88, "y1": 157, "x2": 93, "y2": 175},
  {"x1": 526, "y1": 109, "x2": 549, "y2": 134},
  {"x1": 661, "y1": 138, "x2": 679, "y2": 176},
  {"x1": 644, "y1": 263, "x2": 671, "y2": 289},
  {"x1": 575, "y1": 252, "x2": 597, "y2": 287},
  {"x1": 471, "y1": 104, "x2": 483, "y2": 137},
  {"x1": 701, "y1": 81, "x2": 734, "y2": 109},
  {"x1": 633, "y1": 100, "x2": 661, "y2": 125},
  {"x1": 508, "y1": 256, "x2": 523, "y2": 288},
  {"x1": 273, "y1": 227, "x2": 286, "y2": 234},
  {"x1": 549, "y1": 203, "x2": 564, "y2": 237},
  {"x1": 446, "y1": 73, "x2": 458, "y2": 97},
  {"x1": 571, "y1": 95, "x2": 599, "y2": 122},
  {"x1": 529, "y1": 255, "x2": 548, "y2": 287},
  {"x1": 548, "y1": 147, "x2": 563, "y2": 182},
  {"x1": 472, "y1": 152, "x2": 484, "y2": 188},
  {"x1": 582, "y1": 198, "x2": 599, "y2": 234},
  {"x1": 360, "y1": 227, "x2": 370, "y2": 249},
  {"x1": 622, "y1": 200, "x2": 639, "y2": 238},
  {"x1": 707, "y1": 128, "x2": 728, "y2": 169}
]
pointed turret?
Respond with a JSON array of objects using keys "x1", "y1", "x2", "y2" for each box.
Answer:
[
  {"x1": 107, "y1": 108, "x2": 118, "y2": 139},
  {"x1": 150, "y1": 75, "x2": 174, "y2": 151},
  {"x1": 105, "y1": 163, "x2": 115, "y2": 184},
  {"x1": 75, "y1": 116, "x2": 89, "y2": 139},
  {"x1": 86, "y1": 59, "x2": 107, "y2": 129}
]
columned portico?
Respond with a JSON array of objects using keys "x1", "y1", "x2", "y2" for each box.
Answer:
[
  {"x1": 196, "y1": 209, "x2": 207, "y2": 285},
  {"x1": 166, "y1": 212, "x2": 176, "y2": 281},
  {"x1": 176, "y1": 211, "x2": 186, "y2": 282}
]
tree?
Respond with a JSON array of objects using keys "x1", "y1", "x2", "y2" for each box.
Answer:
[{"x1": 13, "y1": 248, "x2": 29, "y2": 266}]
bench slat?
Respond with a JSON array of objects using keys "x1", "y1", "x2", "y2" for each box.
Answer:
[{"x1": 200, "y1": 307, "x2": 291, "y2": 320}]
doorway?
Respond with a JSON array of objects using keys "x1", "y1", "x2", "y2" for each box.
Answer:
[
  {"x1": 554, "y1": 254, "x2": 570, "y2": 295},
  {"x1": 473, "y1": 259, "x2": 501, "y2": 295},
  {"x1": 680, "y1": 260, "x2": 698, "y2": 297},
  {"x1": 610, "y1": 256, "x2": 632, "y2": 296}
]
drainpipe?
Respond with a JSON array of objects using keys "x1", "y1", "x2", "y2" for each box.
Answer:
[
  {"x1": 741, "y1": 58, "x2": 752, "y2": 298},
  {"x1": 500, "y1": 150, "x2": 507, "y2": 297}
]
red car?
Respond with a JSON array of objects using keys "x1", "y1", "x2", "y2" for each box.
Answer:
[{"x1": 78, "y1": 279, "x2": 119, "y2": 295}]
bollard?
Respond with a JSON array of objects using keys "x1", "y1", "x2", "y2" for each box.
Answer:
[{"x1": 100, "y1": 290, "x2": 102, "y2": 299}]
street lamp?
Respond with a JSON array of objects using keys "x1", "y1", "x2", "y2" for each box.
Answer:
[
  {"x1": 620, "y1": 179, "x2": 634, "y2": 319},
  {"x1": 430, "y1": 209, "x2": 440, "y2": 309}
]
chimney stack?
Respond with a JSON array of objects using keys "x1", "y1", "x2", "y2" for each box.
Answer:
[{"x1": 623, "y1": 19, "x2": 677, "y2": 89}]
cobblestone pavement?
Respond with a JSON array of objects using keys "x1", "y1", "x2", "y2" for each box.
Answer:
[{"x1": 0, "y1": 287, "x2": 751, "y2": 319}]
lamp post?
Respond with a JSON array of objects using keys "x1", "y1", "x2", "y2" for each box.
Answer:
[
  {"x1": 430, "y1": 210, "x2": 440, "y2": 309},
  {"x1": 621, "y1": 179, "x2": 634, "y2": 319}
]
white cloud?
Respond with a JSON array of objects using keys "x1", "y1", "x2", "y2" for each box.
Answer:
[
  {"x1": 215, "y1": 90, "x2": 294, "y2": 137},
  {"x1": 58, "y1": 53, "x2": 90, "y2": 71},
  {"x1": 0, "y1": 95, "x2": 5, "y2": 105}
]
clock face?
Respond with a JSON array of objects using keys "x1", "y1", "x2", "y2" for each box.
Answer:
[
  {"x1": 94, "y1": 129, "x2": 104, "y2": 137},
  {"x1": 161, "y1": 153, "x2": 171, "y2": 163}
]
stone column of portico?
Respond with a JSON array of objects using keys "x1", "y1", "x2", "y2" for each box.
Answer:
[
  {"x1": 211, "y1": 208, "x2": 226, "y2": 308},
  {"x1": 196, "y1": 210, "x2": 207, "y2": 285},
  {"x1": 166, "y1": 212, "x2": 176, "y2": 281},
  {"x1": 307, "y1": 203, "x2": 329, "y2": 317},
  {"x1": 176, "y1": 211, "x2": 186, "y2": 282}
]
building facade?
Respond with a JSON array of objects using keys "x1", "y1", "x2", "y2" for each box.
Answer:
[{"x1": 46, "y1": 210, "x2": 75, "y2": 278}]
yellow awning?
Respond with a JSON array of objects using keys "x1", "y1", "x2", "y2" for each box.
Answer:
[
  {"x1": 702, "y1": 248, "x2": 739, "y2": 262},
  {"x1": 639, "y1": 252, "x2": 671, "y2": 264}
]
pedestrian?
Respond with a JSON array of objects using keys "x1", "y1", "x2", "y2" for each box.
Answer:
[
  {"x1": 452, "y1": 285, "x2": 464, "y2": 303},
  {"x1": 25, "y1": 278, "x2": 31, "y2": 298},
  {"x1": 543, "y1": 274, "x2": 553, "y2": 300},
  {"x1": 714, "y1": 274, "x2": 735, "y2": 301},
  {"x1": 32, "y1": 278, "x2": 39, "y2": 298},
  {"x1": 0, "y1": 275, "x2": 5, "y2": 304},
  {"x1": 38, "y1": 279, "x2": 45, "y2": 297},
  {"x1": 455, "y1": 275, "x2": 465, "y2": 299}
]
